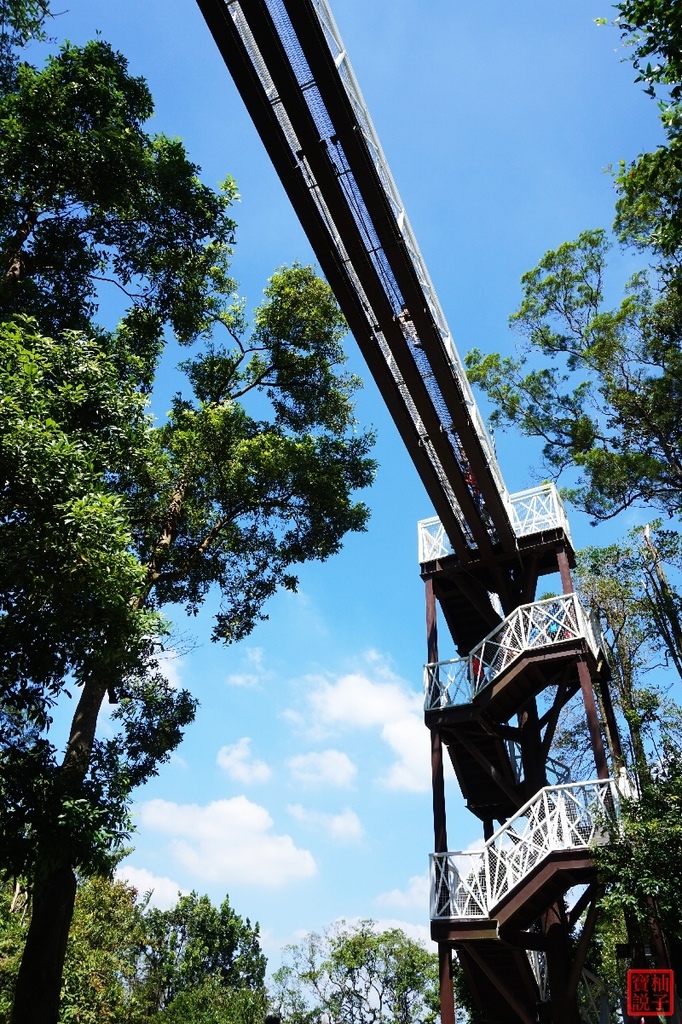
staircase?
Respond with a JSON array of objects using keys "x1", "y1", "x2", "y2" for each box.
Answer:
[
  {"x1": 425, "y1": 578, "x2": 620, "y2": 1024},
  {"x1": 430, "y1": 780, "x2": 616, "y2": 931}
]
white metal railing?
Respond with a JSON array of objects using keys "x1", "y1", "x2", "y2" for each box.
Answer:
[
  {"x1": 424, "y1": 593, "x2": 600, "y2": 710},
  {"x1": 417, "y1": 515, "x2": 452, "y2": 563},
  {"x1": 508, "y1": 484, "x2": 573, "y2": 544},
  {"x1": 430, "y1": 780, "x2": 617, "y2": 920},
  {"x1": 310, "y1": 0, "x2": 508, "y2": 501},
  {"x1": 417, "y1": 483, "x2": 571, "y2": 562}
]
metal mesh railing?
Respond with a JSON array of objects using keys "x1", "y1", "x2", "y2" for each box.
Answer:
[
  {"x1": 430, "y1": 780, "x2": 617, "y2": 920},
  {"x1": 309, "y1": 0, "x2": 508, "y2": 501},
  {"x1": 417, "y1": 483, "x2": 571, "y2": 563},
  {"x1": 424, "y1": 593, "x2": 599, "y2": 709}
]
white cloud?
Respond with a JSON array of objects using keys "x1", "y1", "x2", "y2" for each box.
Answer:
[
  {"x1": 156, "y1": 648, "x2": 184, "y2": 690},
  {"x1": 375, "y1": 872, "x2": 429, "y2": 910},
  {"x1": 226, "y1": 646, "x2": 268, "y2": 688},
  {"x1": 217, "y1": 737, "x2": 272, "y2": 784},
  {"x1": 291, "y1": 657, "x2": 429, "y2": 793},
  {"x1": 115, "y1": 865, "x2": 184, "y2": 910},
  {"x1": 287, "y1": 804, "x2": 364, "y2": 843},
  {"x1": 139, "y1": 796, "x2": 317, "y2": 886},
  {"x1": 287, "y1": 749, "x2": 357, "y2": 787}
]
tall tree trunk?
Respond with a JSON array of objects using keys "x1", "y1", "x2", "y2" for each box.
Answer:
[
  {"x1": 10, "y1": 480, "x2": 184, "y2": 1020},
  {"x1": 4, "y1": 208, "x2": 37, "y2": 281},
  {"x1": 10, "y1": 866, "x2": 77, "y2": 1024},
  {"x1": 11, "y1": 678, "x2": 107, "y2": 1024}
]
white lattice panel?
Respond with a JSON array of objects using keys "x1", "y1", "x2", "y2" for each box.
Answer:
[{"x1": 430, "y1": 781, "x2": 617, "y2": 920}]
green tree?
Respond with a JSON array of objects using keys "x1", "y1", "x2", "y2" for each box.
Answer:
[
  {"x1": 0, "y1": 0, "x2": 50, "y2": 88},
  {"x1": 594, "y1": 754, "x2": 682, "y2": 981},
  {"x1": 615, "y1": 0, "x2": 682, "y2": 103},
  {"x1": 0, "y1": 881, "x2": 27, "y2": 1020},
  {"x1": 465, "y1": 229, "x2": 682, "y2": 520},
  {"x1": 58, "y1": 876, "x2": 148, "y2": 1024},
  {"x1": 0, "y1": 876, "x2": 268, "y2": 1023},
  {"x1": 138, "y1": 891, "x2": 266, "y2": 1015},
  {"x1": 272, "y1": 921, "x2": 439, "y2": 1024},
  {"x1": 0, "y1": 8, "x2": 375, "y2": 1021},
  {"x1": 573, "y1": 525, "x2": 682, "y2": 778},
  {"x1": 156, "y1": 983, "x2": 267, "y2": 1024},
  {"x1": 613, "y1": 2, "x2": 682, "y2": 264}
]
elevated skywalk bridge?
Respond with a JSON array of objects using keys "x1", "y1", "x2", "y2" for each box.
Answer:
[
  {"x1": 195, "y1": 0, "x2": 576, "y2": 615},
  {"x1": 194, "y1": 3, "x2": 623, "y2": 1021}
]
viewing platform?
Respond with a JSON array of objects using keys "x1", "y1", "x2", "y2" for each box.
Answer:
[
  {"x1": 418, "y1": 484, "x2": 579, "y2": 654},
  {"x1": 430, "y1": 780, "x2": 617, "y2": 940},
  {"x1": 418, "y1": 483, "x2": 573, "y2": 565}
]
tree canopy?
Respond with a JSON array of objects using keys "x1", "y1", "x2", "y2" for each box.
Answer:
[
  {"x1": 0, "y1": 2, "x2": 375, "y2": 1019},
  {"x1": 466, "y1": 228, "x2": 682, "y2": 519},
  {"x1": 0, "y1": 877, "x2": 268, "y2": 1024},
  {"x1": 272, "y1": 921, "x2": 440, "y2": 1024},
  {"x1": 465, "y1": 1, "x2": 682, "y2": 523}
]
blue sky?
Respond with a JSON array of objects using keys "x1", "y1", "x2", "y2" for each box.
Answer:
[{"x1": 47, "y1": 0, "x2": 663, "y2": 964}]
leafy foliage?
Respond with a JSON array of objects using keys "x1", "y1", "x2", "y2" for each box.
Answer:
[
  {"x1": 0, "y1": 4, "x2": 375, "y2": 1018},
  {"x1": 272, "y1": 921, "x2": 439, "y2": 1024},
  {"x1": 138, "y1": 891, "x2": 266, "y2": 1014},
  {"x1": 0, "y1": 318, "x2": 195, "y2": 882},
  {"x1": 0, "y1": 877, "x2": 267, "y2": 1023},
  {"x1": 466, "y1": 230, "x2": 682, "y2": 519},
  {"x1": 615, "y1": 1, "x2": 682, "y2": 102},
  {"x1": 594, "y1": 754, "x2": 682, "y2": 977},
  {"x1": 0, "y1": 0, "x2": 50, "y2": 88},
  {"x1": 0, "y1": 37, "x2": 240, "y2": 384}
]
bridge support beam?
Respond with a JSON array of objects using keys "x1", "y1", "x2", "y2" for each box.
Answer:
[
  {"x1": 427, "y1": 580, "x2": 456, "y2": 1024},
  {"x1": 543, "y1": 902, "x2": 581, "y2": 1024},
  {"x1": 438, "y1": 945, "x2": 456, "y2": 1024}
]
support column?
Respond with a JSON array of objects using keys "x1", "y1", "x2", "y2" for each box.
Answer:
[
  {"x1": 439, "y1": 944, "x2": 456, "y2": 1024},
  {"x1": 556, "y1": 545, "x2": 609, "y2": 780},
  {"x1": 543, "y1": 902, "x2": 581, "y2": 1024},
  {"x1": 426, "y1": 578, "x2": 455, "y2": 1024},
  {"x1": 597, "y1": 673, "x2": 625, "y2": 770},
  {"x1": 427, "y1": 578, "x2": 447, "y2": 852}
]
